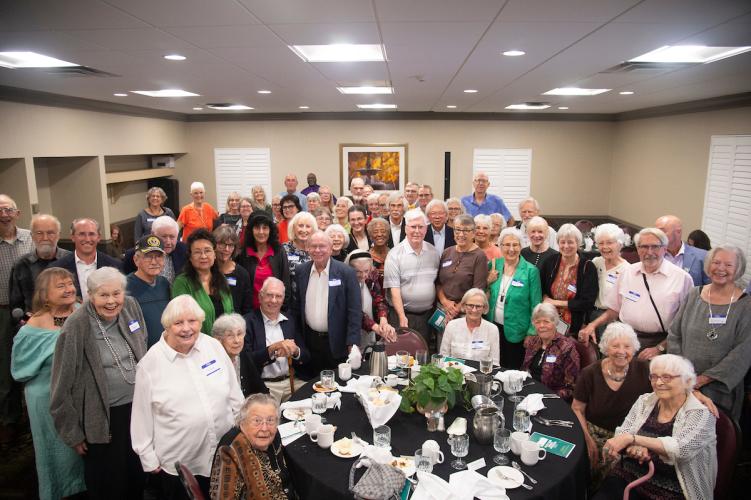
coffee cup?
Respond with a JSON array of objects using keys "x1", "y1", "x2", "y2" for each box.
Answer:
[
  {"x1": 510, "y1": 431, "x2": 530, "y2": 455},
  {"x1": 309, "y1": 424, "x2": 335, "y2": 449},
  {"x1": 421, "y1": 439, "x2": 444, "y2": 464},
  {"x1": 385, "y1": 374, "x2": 398, "y2": 387},
  {"x1": 304, "y1": 414, "x2": 322, "y2": 435},
  {"x1": 521, "y1": 440, "x2": 547, "y2": 466},
  {"x1": 338, "y1": 362, "x2": 352, "y2": 381}
]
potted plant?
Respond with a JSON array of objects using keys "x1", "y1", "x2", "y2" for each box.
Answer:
[{"x1": 399, "y1": 364, "x2": 465, "y2": 429}]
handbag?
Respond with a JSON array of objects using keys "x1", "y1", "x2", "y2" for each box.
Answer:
[{"x1": 349, "y1": 458, "x2": 406, "y2": 500}]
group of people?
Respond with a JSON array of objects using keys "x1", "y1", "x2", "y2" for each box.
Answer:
[{"x1": 0, "y1": 168, "x2": 749, "y2": 499}]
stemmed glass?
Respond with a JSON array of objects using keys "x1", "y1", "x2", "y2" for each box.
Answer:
[
  {"x1": 506, "y1": 376, "x2": 524, "y2": 404},
  {"x1": 448, "y1": 434, "x2": 469, "y2": 470},
  {"x1": 396, "y1": 350, "x2": 410, "y2": 379},
  {"x1": 493, "y1": 426, "x2": 511, "y2": 465}
]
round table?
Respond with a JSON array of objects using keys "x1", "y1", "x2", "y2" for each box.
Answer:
[{"x1": 284, "y1": 368, "x2": 588, "y2": 499}]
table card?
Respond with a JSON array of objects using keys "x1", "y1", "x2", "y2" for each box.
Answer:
[
  {"x1": 466, "y1": 457, "x2": 486, "y2": 471},
  {"x1": 530, "y1": 432, "x2": 576, "y2": 458}
]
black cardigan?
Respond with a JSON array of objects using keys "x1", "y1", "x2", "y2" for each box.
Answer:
[
  {"x1": 235, "y1": 246, "x2": 292, "y2": 312},
  {"x1": 539, "y1": 252, "x2": 598, "y2": 334}
]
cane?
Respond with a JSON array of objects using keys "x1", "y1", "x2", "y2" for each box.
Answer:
[{"x1": 287, "y1": 356, "x2": 295, "y2": 394}]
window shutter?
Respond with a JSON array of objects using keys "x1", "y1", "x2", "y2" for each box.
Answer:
[
  {"x1": 472, "y1": 148, "x2": 532, "y2": 220},
  {"x1": 214, "y1": 148, "x2": 271, "y2": 207}
]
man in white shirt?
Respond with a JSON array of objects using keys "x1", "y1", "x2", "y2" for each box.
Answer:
[
  {"x1": 655, "y1": 214, "x2": 709, "y2": 286},
  {"x1": 423, "y1": 199, "x2": 455, "y2": 255},
  {"x1": 387, "y1": 193, "x2": 407, "y2": 248}
]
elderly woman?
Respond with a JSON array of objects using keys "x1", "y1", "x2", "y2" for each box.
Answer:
[
  {"x1": 486, "y1": 228, "x2": 542, "y2": 369},
  {"x1": 215, "y1": 191, "x2": 243, "y2": 228},
  {"x1": 366, "y1": 193, "x2": 380, "y2": 217},
  {"x1": 325, "y1": 224, "x2": 350, "y2": 262},
  {"x1": 306, "y1": 191, "x2": 321, "y2": 212},
  {"x1": 522, "y1": 303, "x2": 580, "y2": 401},
  {"x1": 236, "y1": 212, "x2": 291, "y2": 310},
  {"x1": 312, "y1": 207, "x2": 332, "y2": 231},
  {"x1": 210, "y1": 394, "x2": 298, "y2": 499},
  {"x1": 474, "y1": 214, "x2": 502, "y2": 261},
  {"x1": 346, "y1": 205, "x2": 371, "y2": 253},
  {"x1": 12, "y1": 268, "x2": 86, "y2": 499},
  {"x1": 445, "y1": 197, "x2": 464, "y2": 228},
  {"x1": 212, "y1": 314, "x2": 268, "y2": 397},
  {"x1": 346, "y1": 250, "x2": 396, "y2": 348},
  {"x1": 318, "y1": 185, "x2": 336, "y2": 212},
  {"x1": 277, "y1": 194, "x2": 301, "y2": 244},
  {"x1": 270, "y1": 196, "x2": 283, "y2": 223},
  {"x1": 172, "y1": 229, "x2": 233, "y2": 335},
  {"x1": 214, "y1": 226, "x2": 252, "y2": 316},
  {"x1": 521, "y1": 216, "x2": 559, "y2": 270},
  {"x1": 235, "y1": 196, "x2": 254, "y2": 242},
  {"x1": 436, "y1": 214, "x2": 489, "y2": 323},
  {"x1": 518, "y1": 198, "x2": 557, "y2": 250},
  {"x1": 572, "y1": 323, "x2": 651, "y2": 481},
  {"x1": 597, "y1": 355, "x2": 717, "y2": 500},
  {"x1": 283, "y1": 211, "x2": 318, "y2": 297},
  {"x1": 131, "y1": 295, "x2": 244, "y2": 499},
  {"x1": 50, "y1": 267, "x2": 147, "y2": 499},
  {"x1": 540, "y1": 223, "x2": 598, "y2": 336},
  {"x1": 440, "y1": 288, "x2": 500, "y2": 365},
  {"x1": 250, "y1": 185, "x2": 272, "y2": 215},
  {"x1": 134, "y1": 186, "x2": 175, "y2": 240},
  {"x1": 334, "y1": 196, "x2": 353, "y2": 231},
  {"x1": 367, "y1": 217, "x2": 390, "y2": 281},
  {"x1": 489, "y1": 213, "x2": 505, "y2": 241},
  {"x1": 668, "y1": 244, "x2": 751, "y2": 421},
  {"x1": 178, "y1": 181, "x2": 219, "y2": 241}
]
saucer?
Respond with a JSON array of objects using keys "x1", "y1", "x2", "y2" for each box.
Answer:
[
  {"x1": 330, "y1": 438, "x2": 363, "y2": 459},
  {"x1": 487, "y1": 466, "x2": 523, "y2": 489},
  {"x1": 282, "y1": 407, "x2": 312, "y2": 421},
  {"x1": 313, "y1": 382, "x2": 339, "y2": 393}
]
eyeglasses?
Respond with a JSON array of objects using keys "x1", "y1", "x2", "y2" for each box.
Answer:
[
  {"x1": 637, "y1": 244, "x2": 664, "y2": 252},
  {"x1": 217, "y1": 242, "x2": 236, "y2": 248},
  {"x1": 192, "y1": 249, "x2": 215, "y2": 256},
  {"x1": 0, "y1": 207, "x2": 18, "y2": 214},
  {"x1": 648, "y1": 373, "x2": 680, "y2": 383},
  {"x1": 464, "y1": 303, "x2": 484, "y2": 310},
  {"x1": 282, "y1": 204, "x2": 296, "y2": 210},
  {"x1": 454, "y1": 228, "x2": 473, "y2": 233},
  {"x1": 248, "y1": 416, "x2": 278, "y2": 427}
]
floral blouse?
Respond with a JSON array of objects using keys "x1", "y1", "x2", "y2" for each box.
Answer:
[{"x1": 522, "y1": 333, "x2": 580, "y2": 401}]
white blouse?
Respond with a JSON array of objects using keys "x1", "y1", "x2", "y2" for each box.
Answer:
[{"x1": 439, "y1": 318, "x2": 500, "y2": 366}]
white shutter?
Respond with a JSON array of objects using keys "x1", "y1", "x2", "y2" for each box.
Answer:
[
  {"x1": 472, "y1": 148, "x2": 532, "y2": 220},
  {"x1": 701, "y1": 135, "x2": 751, "y2": 284},
  {"x1": 214, "y1": 148, "x2": 271, "y2": 207}
]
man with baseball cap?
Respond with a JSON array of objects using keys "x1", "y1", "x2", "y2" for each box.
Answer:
[{"x1": 126, "y1": 235, "x2": 171, "y2": 348}]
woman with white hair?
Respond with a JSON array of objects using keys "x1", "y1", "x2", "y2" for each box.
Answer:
[
  {"x1": 215, "y1": 191, "x2": 243, "y2": 229},
  {"x1": 250, "y1": 185, "x2": 271, "y2": 215},
  {"x1": 520, "y1": 216, "x2": 559, "y2": 270},
  {"x1": 177, "y1": 181, "x2": 219, "y2": 242},
  {"x1": 445, "y1": 198, "x2": 464, "y2": 229},
  {"x1": 131, "y1": 295, "x2": 244, "y2": 499},
  {"x1": 474, "y1": 214, "x2": 502, "y2": 261},
  {"x1": 212, "y1": 314, "x2": 268, "y2": 397},
  {"x1": 597, "y1": 355, "x2": 717, "y2": 500},
  {"x1": 306, "y1": 191, "x2": 321, "y2": 212},
  {"x1": 539, "y1": 223, "x2": 598, "y2": 336},
  {"x1": 325, "y1": 224, "x2": 350, "y2": 262},
  {"x1": 366, "y1": 192, "x2": 381, "y2": 217},
  {"x1": 440, "y1": 288, "x2": 500, "y2": 365},
  {"x1": 318, "y1": 185, "x2": 336, "y2": 212},
  {"x1": 333, "y1": 196, "x2": 353, "y2": 231},
  {"x1": 589, "y1": 224, "x2": 629, "y2": 337},
  {"x1": 282, "y1": 211, "x2": 318, "y2": 295}
]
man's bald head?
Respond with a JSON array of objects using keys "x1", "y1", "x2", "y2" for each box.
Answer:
[{"x1": 655, "y1": 215, "x2": 683, "y2": 254}]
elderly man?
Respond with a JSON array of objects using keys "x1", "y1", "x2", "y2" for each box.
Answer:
[
  {"x1": 461, "y1": 171, "x2": 515, "y2": 225},
  {"x1": 126, "y1": 235, "x2": 171, "y2": 348},
  {"x1": 417, "y1": 184, "x2": 434, "y2": 212},
  {"x1": 579, "y1": 228, "x2": 693, "y2": 360},
  {"x1": 279, "y1": 173, "x2": 307, "y2": 211},
  {"x1": 655, "y1": 215, "x2": 708, "y2": 286},
  {"x1": 0, "y1": 195, "x2": 34, "y2": 442},
  {"x1": 377, "y1": 193, "x2": 390, "y2": 219},
  {"x1": 347, "y1": 177, "x2": 366, "y2": 206},
  {"x1": 9, "y1": 214, "x2": 71, "y2": 314},
  {"x1": 423, "y1": 199, "x2": 455, "y2": 255},
  {"x1": 300, "y1": 172, "x2": 320, "y2": 196},
  {"x1": 122, "y1": 215, "x2": 187, "y2": 283},
  {"x1": 384, "y1": 209, "x2": 441, "y2": 348},
  {"x1": 387, "y1": 193, "x2": 407, "y2": 248},
  {"x1": 347, "y1": 250, "x2": 396, "y2": 348},
  {"x1": 51, "y1": 218, "x2": 121, "y2": 300},
  {"x1": 245, "y1": 278, "x2": 310, "y2": 402},
  {"x1": 404, "y1": 182, "x2": 420, "y2": 209},
  {"x1": 295, "y1": 231, "x2": 360, "y2": 373},
  {"x1": 518, "y1": 197, "x2": 557, "y2": 250}
]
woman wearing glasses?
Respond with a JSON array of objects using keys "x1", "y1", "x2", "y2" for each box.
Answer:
[
  {"x1": 439, "y1": 288, "x2": 500, "y2": 366},
  {"x1": 276, "y1": 194, "x2": 301, "y2": 244}
]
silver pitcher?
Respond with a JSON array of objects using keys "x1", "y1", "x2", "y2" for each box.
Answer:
[
  {"x1": 465, "y1": 372, "x2": 502, "y2": 398},
  {"x1": 472, "y1": 406, "x2": 501, "y2": 445}
]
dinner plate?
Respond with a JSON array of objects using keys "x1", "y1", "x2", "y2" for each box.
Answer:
[
  {"x1": 313, "y1": 382, "x2": 339, "y2": 393},
  {"x1": 330, "y1": 439, "x2": 363, "y2": 459},
  {"x1": 282, "y1": 407, "x2": 312, "y2": 422},
  {"x1": 390, "y1": 456, "x2": 416, "y2": 477},
  {"x1": 487, "y1": 466, "x2": 524, "y2": 489}
]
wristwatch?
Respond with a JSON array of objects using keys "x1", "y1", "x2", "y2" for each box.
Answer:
[{"x1": 656, "y1": 344, "x2": 666, "y2": 353}]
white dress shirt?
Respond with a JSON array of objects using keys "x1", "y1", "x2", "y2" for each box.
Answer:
[
  {"x1": 305, "y1": 260, "x2": 330, "y2": 332},
  {"x1": 131, "y1": 334, "x2": 244, "y2": 477},
  {"x1": 389, "y1": 218, "x2": 402, "y2": 245},
  {"x1": 74, "y1": 251, "x2": 97, "y2": 301},
  {"x1": 261, "y1": 312, "x2": 289, "y2": 379},
  {"x1": 431, "y1": 225, "x2": 446, "y2": 255}
]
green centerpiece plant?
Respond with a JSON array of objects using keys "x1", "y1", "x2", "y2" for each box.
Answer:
[{"x1": 399, "y1": 364, "x2": 465, "y2": 414}]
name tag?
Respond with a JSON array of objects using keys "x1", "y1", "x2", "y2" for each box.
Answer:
[
  {"x1": 566, "y1": 284, "x2": 577, "y2": 294},
  {"x1": 625, "y1": 290, "x2": 641, "y2": 302},
  {"x1": 556, "y1": 320, "x2": 569, "y2": 335},
  {"x1": 201, "y1": 359, "x2": 221, "y2": 376},
  {"x1": 227, "y1": 277, "x2": 237, "y2": 286},
  {"x1": 329, "y1": 279, "x2": 341, "y2": 286},
  {"x1": 709, "y1": 314, "x2": 727, "y2": 325},
  {"x1": 606, "y1": 273, "x2": 618, "y2": 285},
  {"x1": 511, "y1": 280, "x2": 524, "y2": 287},
  {"x1": 288, "y1": 255, "x2": 300, "y2": 262},
  {"x1": 442, "y1": 260, "x2": 453, "y2": 268},
  {"x1": 128, "y1": 320, "x2": 141, "y2": 333},
  {"x1": 467, "y1": 457, "x2": 486, "y2": 471},
  {"x1": 471, "y1": 340, "x2": 486, "y2": 350},
  {"x1": 146, "y1": 217, "x2": 156, "y2": 222},
  {"x1": 545, "y1": 355, "x2": 557, "y2": 363}
]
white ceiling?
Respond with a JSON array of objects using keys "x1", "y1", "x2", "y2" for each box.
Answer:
[{"x1": 0, "y1": 0, "x2": 750, "y2": 115}]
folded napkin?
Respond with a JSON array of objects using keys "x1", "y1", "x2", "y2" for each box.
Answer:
[
  {"x1": 356, "y1": 387, "x2": 401, "y2": 428},
  {"x1": 411, "y1": 471, "x2": 459, "y2": 500},
  {"x1": 449, "y1": 470, "x2": 509, "y2": 500},
  {"x1": 348, "y1": 345, "x2": 362, "y2": 370},
  {"x1": 359, "y1": 444, "x2": 394, "y2": 465},
  {"x1": 494, "y1": 370, "x2": 530, "y2": 384},
  {"x1": 387, "y1": 355, "x2": 397, "y2": 370},
  {"x1": 279, "y1": 392, "x2": 342, "y2": 411},
  {"x1": 340, "y1": 375, "x2": 379, "y2": 393},
  {"x1": 518, "y1": 393, "x2": 545, "y2": 415},
  {"x1": 278, "y1": 421, "x2": 305, "y2": 446}
]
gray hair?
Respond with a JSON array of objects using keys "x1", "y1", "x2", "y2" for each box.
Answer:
[
  {"x1": 387, "y1": 193, "x2": 407, "y2": 210},
  {"x1": 0, "y1": 194, "x2": 18, "y2": 209},
  {"x1": 350, "y1": 177, "x2": 365, "y2": 188},
  {"x1": 71, "y1": 218, "x2": 100, "y2": 234},
  {"x1": 557, "y1": 223, "x2": 583, "y2": 247},
  {"x1": 474, "y1": 214, "x2": 492, "y2": 228},
  {"x1": 236, "y1": 393, "x2": 280, "y2": 426},
  {"x1": 151, "y1": 215, "x2": 179, "y2": 234},
  {"x1": 366, "y1": 193, "x2": 380, "y2": 203},
  {"x1": 531, "y1": 302, "x2": 559, "y2": 324},
  {"x1": 367, "y1": 217, "x2": 389, "y2": 235},
  {"x1": 460, "y1": 288, "x2": 489, "y2": 314},
  {"x1": 336, "y1": 197, "x2": 353, "y2": 209},
  {"x1": 518, "y1": 197, "x2": 540, "y2": 212},
  {"x1": 499, "y1": 227, "x2": 522, "y2": 246},
  {"x1": 31, "y1": 214, "x2": 61, "y2": 233},
  {"x1": 146, "y1": 187, "x2": 168, "y2": 203},
  {"x1": 453, "y1": 214, "x2": 475, "y2": 229},
  {"x1": 489, "y1": 213, "x2": 505, "y2": 228},
  {"x1": 526, "y1": 216, "x2": 549, "y2": 232},
  {"x1": 704, "y1": 244, "x2": 747, "y2": 283},
  {"x1": 190, "y1": 181, "x2": 205, "y2": 192},
  {"x1": 634, "y1": 227, "x2": 668, "y2": 247},
  {"x1": 324, "y1": 224, "x2": 349, "y2": 247},
  {"x1": 594, "y1": 223, "x2": 626, "y2": 247},
  {"x1": 650, "y1": 354, "x2": 697, "y2": 394},
  {"x1": 445, "y1": 197, "x2": 464, "y2": 213},
  {"x1": 289, "y1": 211, "x2": 318, "y2": 241},
  {"x1": 599, "y1": 322, "x2": 640, "y2": 356},
  {"x1": 86, "y1": 266, "x2": 126, "y2": 296},
  {"x1": 425, "y1": 199, "x2": 447, "y2": 215},
  {"x1": 161, "y1": 295, "x2": 206, "y2": 329},
  {"x1": 225, "y1": 191, "x2": 242, "y2": 211},
  {"x1": 306, "y1": 192, "x2": 321, "y2": 202},
  {"x1": 260, "y1": 276, "x2": 285, "y2": 295},
  {"x1": 211, "y1": 313, "x2": 246, "y2": 339},
  {"x1": 404, "y1": 208, "x2": 427, "y2": 225}
]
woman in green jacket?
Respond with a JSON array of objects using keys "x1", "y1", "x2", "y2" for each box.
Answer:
[
  {"x1": 485, "y1": 227, "x2": 542, "y2": 369},
  {"x1": 172, "y1": 228, "x2": 233, "y2": 335}
]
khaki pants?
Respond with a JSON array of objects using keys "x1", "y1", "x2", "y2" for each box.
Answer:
[{"x1": 264, "y1": 377, "x2": 306, "y2": 404}]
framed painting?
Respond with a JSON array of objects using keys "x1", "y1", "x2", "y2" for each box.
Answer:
[{"x1": 340, "y1": 143, "x2": 408, "y2": 194}]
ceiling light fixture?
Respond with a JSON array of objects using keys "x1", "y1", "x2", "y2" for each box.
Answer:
[
  {"x1": 506, "y1": 103, "x2": 551, "y2": 110},
  {"x1": 558, "y1": 106, "x2": 569, "y2": 110},
  {"x1": 629, "y1": 45, "x2": 751, "y2": 64},
  {"x1": 543, "y1": 87, "x2": 610, "y2": 96},
  {"x1": 619, "y1": 91, "x2": 634, "y2": 95},
  {"x1": 463, "y1": 89, "x2": 478, "y2": 93},
  {"x1": 502, "y1": 50, "x2": 525, "y2": 57},
  {"x1": 192, "y1": 107, "x2": 203, "y2": 110},
  {"x1": 357, "y1": 103, "x2": 397, "y2": 110},
  {"x1": 131, "y1": 89, "x2": 200, "y2": 97},
  {"x1": 257, "y1": 90, "x2": 272, "y2": 94},
  {"x1": 113, "y1": 93, "x2": 128, "y2": 97},
  {"x1": 337, "y1": 86, "x2": 394, "y2": 95},
  {"x1": 0, "y1": 51, "x2": 77, "y2": 68},
  {"x1": 289, "y1": 44, "x2": 386, "y2": 62},
  {"x1": 299, "y1": 106, "x2": 310, "y2": 109},
  {"x1": 164, "y1": 54, "x2": 186, "y2": 61},
  {"x1": 206, "y1": 103, "x2": 253, "y2": 110},
  {"x1": 446, "y1": 105, "x2": 457, "y2": 109}
]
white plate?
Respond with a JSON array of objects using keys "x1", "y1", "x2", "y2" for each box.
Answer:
[
  {"x1": 330, "y1": 439, "x2": 363, "y2": 459},
  {"x1": 282, "y1": 407, "x2": 312, "y2": 422},
  {"x1": 390, "y1": 456, "x2": 416, "y2": 477},
  {"x1": 313, "y1": 382, "x2": 340, "y2": 393},
  {"x1": 487, "y1": 466, "x2": 524, "y2": 489}
]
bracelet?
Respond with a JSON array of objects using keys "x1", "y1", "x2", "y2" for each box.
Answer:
[{"x1": 631, "y1": 434, "x2": 637, "y2": 446}]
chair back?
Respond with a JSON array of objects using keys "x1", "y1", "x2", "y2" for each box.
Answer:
[
  {"x1": 714, "y1": 409, "x2": 741, "y2": 498},
  {"x1": 573, "y1": 340, "x2": 598, "y2": 370},
  {"x1": 175, "y1": 461, "x2": 205, "y2": 500},
  {"x1": 384, "y1": 327, "x2": 428, "y2": 356},
  {"x1": 575, "y1": 219, "x2": 595, "y2": 235}
]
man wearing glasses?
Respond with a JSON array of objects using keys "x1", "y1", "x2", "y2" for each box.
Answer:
[
  {"x1": 461, "y1": 171, "x2": 515, "y2": 226},
  {"x1": 579, "y1": 227, "x2": 693, "y2": 360}
]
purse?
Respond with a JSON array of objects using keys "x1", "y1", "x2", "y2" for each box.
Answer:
[{"x1": 349, "y1": 458, "x2": 406, "y2": 500}]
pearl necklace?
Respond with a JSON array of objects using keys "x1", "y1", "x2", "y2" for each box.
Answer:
[{"x1": 605, "y1": 360, "x2": 628, "y2": 382}]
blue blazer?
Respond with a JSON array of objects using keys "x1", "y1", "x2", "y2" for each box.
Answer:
[
  {"x1": 295, "y1": 258, "x2": 361, "y2": 359},
  {"x1": 51, "y1": 251, "x2": 122, "y2": 299},
  {"x1": 682, "y1": 244, "x2": 709, "y2": 286},
  {"x1": 243, "y1": 309, "x2": 311, "y2": 380},
  {"x1": 424, "y1": 224, "x2": 455, "y2": 252},
  {"x1": 122, "y1": 241, "x2": 188, "y2": 276}
]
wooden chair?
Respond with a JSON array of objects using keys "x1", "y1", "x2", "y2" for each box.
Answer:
[
  {"x1": 714, "y1": 409, "x2": 741, "y2": 498},
  {"x1": 175, "y1": 461, "x2": 205, "y2": 500}
]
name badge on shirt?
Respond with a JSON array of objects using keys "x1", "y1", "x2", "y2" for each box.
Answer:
[
  {"x1": 471, "y1": 340, "x2": 486, "y2": 350},
  {"x1": 683, "y1": 267, "x2": 690, "y2": 272},
  {"x1": 127, "y1": 320, "x2": 141, "y2": 333},
  {"x1": 329, "y1": 279, "x2": 341, "y2": 287},
  {"x1": 442, "y1": 260, "x2": 453, "y2": 268},
  {"x1": 709, "y1": 314, "x2": 727, "y2": 325},
  {"x1": 545, "y1": 355, "x2": 557, "y2": 363},
  {"x1": 227, "y1": 277, "x2": 237, "y2": 286},
  {"x1": 288, "y1": 255, "x2": 300, "y2": 262},
  {"x1": 566, "y1": 284, "x2": 577, "y2": 294},
  {"x1": 625, "y1": 290, "x2": 641, "y2": 302},
  {"x1": 511, "y1": 280, "x2": 524, "y2": 287},
  {"x1": 606, "y1": 273, "x2": 618, "y2": 285},
  {"x1": 201, "y1": 359, "x2": 221, "y2": 376},
  {"x1": 146, "y1": 217, "x2": 156, "y2": 222}
]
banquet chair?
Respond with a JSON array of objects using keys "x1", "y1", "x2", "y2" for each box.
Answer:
[
  {"x1": 175, "y1": 461, "x2": 205, "y2": 500},
  {"x1": 575, "y1": 219, "x2": 595, "y2": 235},
  {"x1": 384, "y1": 327, "x2": 428, "y2": 356},
  {"x1": 573, "y1": 339, "x2": 598, "y2": 370},
  {"x1": 714, "y1": 409, "x2": 741, "y2": 498}
]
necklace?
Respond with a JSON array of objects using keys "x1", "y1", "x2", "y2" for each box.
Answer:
[
  {"x1": 706, "y1": 286, "x2": 735, "y2": 341},
  {"x1": 53, "y1": 315, "x2": 68, "y2": 327},
  {"x1": 91, "y1": 311, "x2": 136, "y2": 384},
  {"x1": 605, "y1": 360, "x2": 628, "y2": 382}
]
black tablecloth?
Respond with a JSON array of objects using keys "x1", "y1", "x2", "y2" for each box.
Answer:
[{"x1": 285, "y1": 367, "x2": 588, "y2": 500}]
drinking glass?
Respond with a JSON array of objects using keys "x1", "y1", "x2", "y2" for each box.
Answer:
[
  {"x1": 338, "y1": 362, "x2": 352, "y2": 382},
  {"x1": 396, "y1": 350, "x2": 410, "y2": 379},
  {"x1": 431, "y1": 354, "x2": 443, "y2": 367},
  {"x1": 513, "y1": 409, "x2": 531, "y2": 432},
  {"x1": 507, "y1": 377, "x2": 524, "y2": 404},
  {"x1": 479, "y1": 350, "x2": 493, "y2": 374},
  {"x1": 415, "y1": 448, "x2": 433, "y2": 474},
  {"x1": 320, "y1": 370, "x2": 335, "y2": 390},
  {"x1": 449, "y1": 434, "x2": 469, "y2": 470},
  {"x1": 415, "y1": 349, "x2": 428, "y2": 367},
  {"x1": 493, "y1": 427, "x2": 511, "y2": 465},
  {"x1": 311, "y1": 393, "x2": 327, "y2": 423},
  {"x1": 373, "y1": 425, "x2": 391, "y2": 449}
]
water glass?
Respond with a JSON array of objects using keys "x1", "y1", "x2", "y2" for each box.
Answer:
[
  {"x1": 479, "y1": 350, "x2": 493, "y2": 374},
  {"x1": 513, "y1": 409, "x2": 531, "y2": 432},
  {"x1": 493, "y1": 427, "x2": 511, "y2": 465},
  {"x1": 374, "y1": 425, "x2": 391, "y2": 449},
  {"x1": 415, "y1": 349, "x2": 428, "y2": 366},
  {"x1": 396, "y1": 350, "x2": 410, "y2": 379},
  {"x1": 320, "y1": 370, "x2": 335, "y2": 389},
  {"x1": 431, "y1": 354, "x2": 443, "y2": 367},
  {"x1": 506, "y1": 377, "x2": 524, "y2": 404},
  {"x1": 415, "y1": 448, "x2": 433, "y2": 474},
  {"x1": 338, "y1": 362, "x2": 352, "y2": 382},
  {"x1": 311, "y1": 393, "x2": 327, "y2": 415},
  {"x1": 449, "y1": 434, "x2": 469, "y2": 470}
]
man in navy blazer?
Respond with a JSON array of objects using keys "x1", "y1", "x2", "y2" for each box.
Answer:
[
  {"x1": 386, "y1": 193, "x2": 407, "y2": 248},
  {"x1": 51, "y1": 218, "x2": 122, "y2": 300},
  {"x1": 656, "y1": 215, "x2": 709, "y2": 285},
  {"x1": 423, "y1": 199, "x2": 456, "y2": 255},
  {"x1": 121, "y1": 215, "x2": 187, "y2": 283},
  {"x1": 295, "y1": 230, "x2": 361, "y2": 373}
]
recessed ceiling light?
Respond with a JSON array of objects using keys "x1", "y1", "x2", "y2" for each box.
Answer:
[
  {"x1": 505, "y1": 103, "x2": 551, "y2": 110},
  {"x1": 289, "y1": 44, "x2": 386, "y2": 62},
  {"x1": 299, "y1": 106, "x2": 310, "y2": 109},
  {"x1": 164, "y1": 54, "x2": 186, "y2": 61},
  {"x1": 463, "y1": 89, "x2": 478, "y2": 93},
  {"x1": 629, "y1": 45, "x2": 751, "y2": 64},
  {"x1": 257, "y1": 90, "x2": 272, "y2": 94},
  {"x1": 502, "y1": 50, "x2": 525, "y2": 57},
  {"x1": 192, "y1": 107, "x2": 203, "y2": 110},
  {"x1": 619, "y1": 91, "x2": 634, "y2": 95},
  {"x1": 113, "y1": 93, "x2": 128, "y2": 97},
  {"x1": 357, "y1": 103, "x2": 397, "y2": 110},
  {"x1": 0, "y1": 51, "x2": 77, "y2": 68},
  {"x1": 206, "y1": 103, "x2": 254, "y2": 110},
  {"x1": 337, "y1": 86, "x2": 394, "y2": 95},
  {"x1": 131, "y1": 89, "x2": 200, "y2": 97},
  {"x1": 558, "y1": 106, "x2": 569, "y2": 110},
  {"x1": 446, "y1": 105, "x2": 457, "y2": 109},
  {"x1": 543, "y1": 87, "x2": 610, "y2": 96}
]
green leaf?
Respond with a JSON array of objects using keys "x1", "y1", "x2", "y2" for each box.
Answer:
[
  {"x1": 417, "y1": 391, "x2": 430, "y2": 408},
  {"x1": 446, "y1": 390, "x2": 456, "y2": 407},
  {"x1": 423, "y1": 377, "x2": 435, "y2": 391}
]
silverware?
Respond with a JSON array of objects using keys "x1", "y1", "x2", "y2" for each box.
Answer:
[
  {"x1": 541, "y1": 394, "x2": 560, "y2": 399},
  {"x1": 496, "y1": 469, "x2": 533, "y2": 490},
  {"x1": 511, "y1": 461, "x2": 538, "y2": 484},
  {"x1": 534, "y1": 416, "x2": 573, "y2": 427}
]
